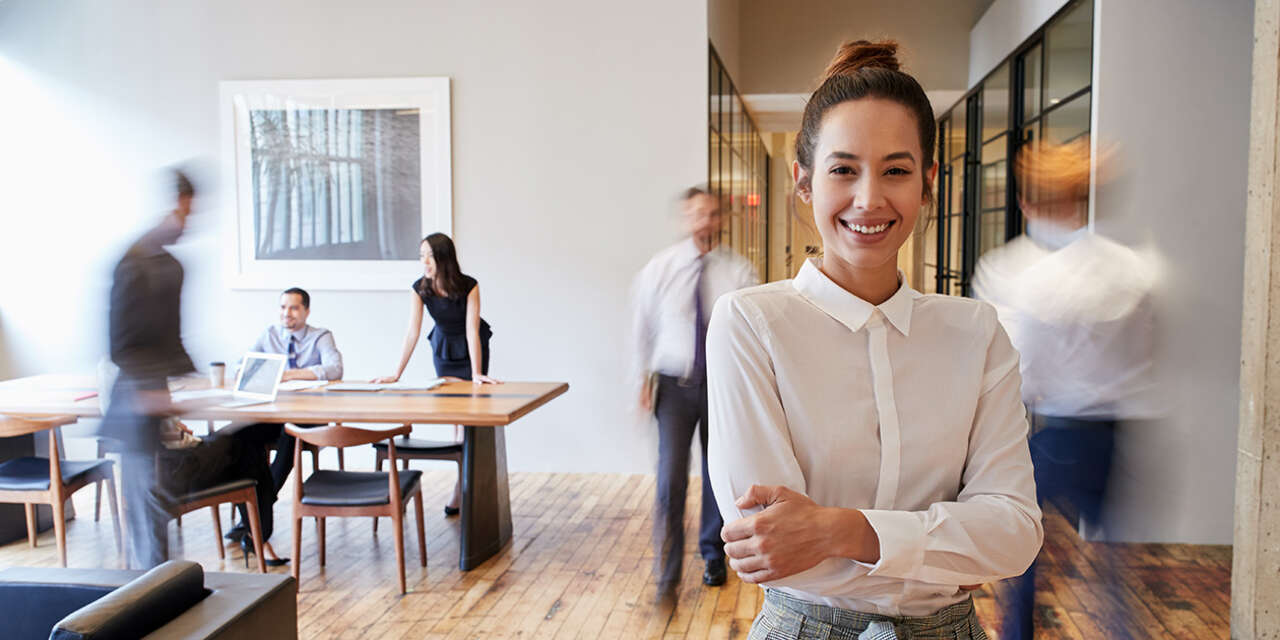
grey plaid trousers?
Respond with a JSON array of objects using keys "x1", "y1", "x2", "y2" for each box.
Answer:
[{"x1": 748, "y1": 589, "x2": 990, "y2": 640}]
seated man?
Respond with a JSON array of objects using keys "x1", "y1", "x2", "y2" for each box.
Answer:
[
  {"x1": 251, "y1": 287, "x2": 343, "y2": 383},
  {"x1": 234, "y1": 288, "x2": 343, "y2": 518}
]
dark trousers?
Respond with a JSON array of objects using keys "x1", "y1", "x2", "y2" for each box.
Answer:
[
  {"x1": 120, "y1": 426, "x2": 275, "y2": 569},
  {"x1": 1002, "y1": 416, "x2": 1116, "y2": 640},
  {"x1": 654, "y1": 374, "x2": 724, "y2": 588}
]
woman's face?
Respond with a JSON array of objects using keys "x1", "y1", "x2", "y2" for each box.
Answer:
[
  {"x1": 420, "y1": 242, "x2": 437, "y2": 278},
  {"x1": 796, "y1": 98, "x2": 934, "y2": 273}
]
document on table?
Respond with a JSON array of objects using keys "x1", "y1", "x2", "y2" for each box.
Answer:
[
  {"x1": 278, "y1": 380, "x2": 329, "y2": 391},
  {"x1": 170, "y1": 389, "x2": 232, "y2": 402},
  {"x1": 325, "y1": 378, "x2": 446, "y2": 392}
]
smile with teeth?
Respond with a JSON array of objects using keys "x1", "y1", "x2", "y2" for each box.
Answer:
[{"x1": 840, "y1": 220, "x2": 894, "y2": 234}]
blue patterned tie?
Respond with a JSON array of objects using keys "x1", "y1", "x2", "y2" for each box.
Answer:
[{"x1": 287, "y1": 335, "x2": 298, "y2": 369}]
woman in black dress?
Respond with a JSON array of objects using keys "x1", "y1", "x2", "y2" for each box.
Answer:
[
  {"x1": 377, "y1": 232, "x2": 498, "y2": 384},
  {"x1": 375, "y1": 233, "x2": 498, "y2": 512}
]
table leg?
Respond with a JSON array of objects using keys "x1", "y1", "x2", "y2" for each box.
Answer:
[{"x1": 459, "y1": 425, "x2": 511, "y2": 571}]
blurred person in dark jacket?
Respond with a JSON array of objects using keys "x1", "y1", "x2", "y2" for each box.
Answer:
[{"x1": 101, "y1": 169, "x2": 283, "y2": 568}]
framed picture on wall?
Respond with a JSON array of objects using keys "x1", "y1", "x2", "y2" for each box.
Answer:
[{"x1": 219, "y1": 77, "x2": 451, "y2": 290}]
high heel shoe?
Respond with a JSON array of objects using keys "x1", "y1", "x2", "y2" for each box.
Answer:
[{"x1": 239, "y1": 536, "x2": 290, "y2": 567}]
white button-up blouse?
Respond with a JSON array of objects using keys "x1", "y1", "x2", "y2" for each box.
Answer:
[{"x1": 707, "y1": 258, "x2": 1043, "y2": 616}]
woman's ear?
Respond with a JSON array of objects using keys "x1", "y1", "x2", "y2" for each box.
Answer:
[
  {"x1": 923, "y1": 162, "x2": 939, "y2": 205},
  {"x1": 793, "y1": 160, "x2": 813, "y2": 204}
]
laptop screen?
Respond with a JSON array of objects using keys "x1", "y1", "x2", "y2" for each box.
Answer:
[{"x1": 237, "y1": 354, "x2": 285, "y2": 395}]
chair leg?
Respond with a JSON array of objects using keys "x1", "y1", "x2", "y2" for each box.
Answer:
[
  {"x1": 52, "y1": 496, "x2": 67, "y2": 568},
  {"x1": 392, "y1": 506, "x2": 406, "y2": 594},
  {"x1": 244, "y1": 495, "x2": 267, "y2": 573},
  {"x1": 210, "y1": 505, "x2": 225, "y2": 559},
  {"x1": 373, "y1": 455, "x2": 383, "y2": 534},
  {"x1": 23, "y1": 503, "x2": 37, "y2": 547},
  {"x1": 94, "y1": 441, "x2": 105, "y2": 522},
  {"x1": 292, "y1": 514, "x2": 302, "y2": 586},
  {"x1": 104, "y1": 474, "x2": 123, "y2": 563},
  {"x1": 414, "y1": 491, "x2": 426, "y2": 567},
  {"x1": 317, "y1": 517, "x2": 326, "y2": 567},
  {"x1": 337, "y1": 447, "x2": 345, "y2": 470}
]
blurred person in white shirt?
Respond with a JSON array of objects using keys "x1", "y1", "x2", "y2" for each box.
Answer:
[
  {"x1": 631, "y1": 186, "x2": 758, "y2": 603},
  {"x1": 973, "y1": 138, "x2": 1156, "y2": 640}
]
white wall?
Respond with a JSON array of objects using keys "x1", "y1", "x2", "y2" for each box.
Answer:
[
  {"x1": 1088, "y1": 0, "x2": 1252, "y2": 545},
  {"x1": 708, "y1": 0, "x2": 742, "y2": 83},
  {"x1": 0, "y1": 0, "x2": 709, "y2": 473},
  {"x1": 969, "y1": 0, "x2": 1070, "y2": 87}
]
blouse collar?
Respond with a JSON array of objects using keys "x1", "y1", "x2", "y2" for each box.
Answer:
[{"x1": 792, "y1": 258, "x2": 920, "y2": 336}]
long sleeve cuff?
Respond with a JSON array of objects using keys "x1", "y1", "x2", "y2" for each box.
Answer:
[
  {"x1": 858, "y1": 509, "x2": 926, "y2": 578},
  {"x1": 307, "y1": 364, "x2": 342, "y2": 381}
]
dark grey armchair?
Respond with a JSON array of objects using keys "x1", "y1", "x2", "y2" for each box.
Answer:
[{"x1": 0, "y1": 560, "x2": 296, "y2": 639}]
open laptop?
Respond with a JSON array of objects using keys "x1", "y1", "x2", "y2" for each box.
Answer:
[
  {"x1": 220, "y1": 352, "x2": 287, "y2": 407},
  {"x1": 173, "y1": 352, "x2": 287, "y2": 408}
]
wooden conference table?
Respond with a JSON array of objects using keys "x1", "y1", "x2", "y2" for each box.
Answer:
[{"x1": 0, "y1": 374, "x2": 569, "y2": 571}]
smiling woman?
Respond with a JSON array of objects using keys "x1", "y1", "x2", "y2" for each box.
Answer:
[{"x1": 706, "y1": 40, "x2": 1042, "y2": 640}]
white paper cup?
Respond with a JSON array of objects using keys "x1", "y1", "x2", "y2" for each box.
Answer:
[{"x1": 209, "y1": 362, "x2": 226, "y2": 388}]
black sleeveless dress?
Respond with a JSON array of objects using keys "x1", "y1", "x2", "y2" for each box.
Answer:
[{"x1": 413, "y1": 275, "x2": 492, "y2": 379}]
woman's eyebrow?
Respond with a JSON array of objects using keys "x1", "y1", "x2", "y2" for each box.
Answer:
[{"x1": 824, "y1": 150, "x2": 916, "y2": 163}]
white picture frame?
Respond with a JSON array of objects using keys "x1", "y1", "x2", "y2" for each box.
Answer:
[{"x1": 219, "y1": 77, "x2": 451, "y2": 290}]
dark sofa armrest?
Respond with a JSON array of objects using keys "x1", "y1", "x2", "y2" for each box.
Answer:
[
  {"x1": 0, "y1": 582, "x2": 115, "y2": 640},
  {"x1": 51, "y1": 561, "x2": 209, "y2": 640}
]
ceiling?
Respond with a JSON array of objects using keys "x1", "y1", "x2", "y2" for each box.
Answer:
[{"x1": 732, "y1": 0, "x2": 996, "y2": 133}]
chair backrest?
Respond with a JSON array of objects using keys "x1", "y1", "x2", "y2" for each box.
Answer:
[
  {"x1": 0, "y1": 415, "x2": 75, "y2": 438},
  {"x1": 284, "y1": 423, "x2": 411, "y2": 448}
]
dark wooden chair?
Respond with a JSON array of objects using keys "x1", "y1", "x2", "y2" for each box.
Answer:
[
  {"x1": 0, "y1": 415, "x2": 121, "y2": 567},
  {"x1": 173, "y1": 478, "x2": 267, "y2": 573},
  {"x1": 287, "y1": 423, "x2": 425, "y2": 594},
  {"x1": 370, "y1": 426, "x2": 462, "y2": 532}
]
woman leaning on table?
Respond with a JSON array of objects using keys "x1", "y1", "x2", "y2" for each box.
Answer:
[
  {"x1": 374, "y1": 232, "x2": 499, "y2": 514},
  {"x1": 706, "y1": 40, "x2": 1042, "y2": 639}
]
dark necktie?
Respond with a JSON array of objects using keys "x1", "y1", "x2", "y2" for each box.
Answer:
[
  {"x1": 287, "y1": 335, "x2": 298, "y2": 369},
  {"x1": 690, "y1": 256, "x2": 707, "y2": 383}
]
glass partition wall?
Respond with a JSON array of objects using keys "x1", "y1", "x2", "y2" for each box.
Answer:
[
  {"x1": 924, "y1": 0, "x2": 1093, "y2": 296},
  {"x1": 709, "y1": 46, "x2": 770, "y2": 278}
]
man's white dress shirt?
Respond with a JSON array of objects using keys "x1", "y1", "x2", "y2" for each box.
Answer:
[
  {"x1": 707, "y1": 258, "x2": 1042, "y2": 616},
  {"x1": 972, "y1": 224, "x2": 1156, "y2": 419},
  {"x1": 632, "y1": 238, "x2": 758, "y2": 382},
  {"x1": 249, "y1": 324, "x2": 344, "y2": 381}
]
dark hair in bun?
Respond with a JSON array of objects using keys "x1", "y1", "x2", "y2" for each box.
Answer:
[{"x1": 795, "y1": 39, "x2": 936, "y2": 202}]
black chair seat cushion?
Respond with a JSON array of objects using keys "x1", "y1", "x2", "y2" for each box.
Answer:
[
  {"x1": 371, "y1": 437, "x2": 462, "y2": 455},
  {"x1": 0, "y1": 457, "x2": 112, "y2": 492},
  {"x1": 179, "y1": 478, "x2": 256, "y2": 505},
  {"x1": 301, "y1": 469, "x2": 422, "y2": 507}
]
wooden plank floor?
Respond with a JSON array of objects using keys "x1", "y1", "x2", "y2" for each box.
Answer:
[{"x1": 0, "y1": 471, "x2": 1230, "y2": 638}]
